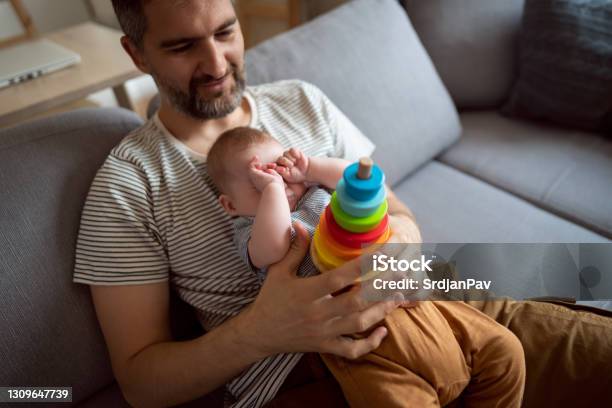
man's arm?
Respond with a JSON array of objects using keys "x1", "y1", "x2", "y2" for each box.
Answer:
[
  {"x1": 91, "y1": 224, "x2": 403, "y2": 407},
  {"x1": 90, "y1": 281, "x2": 264, "y2": 407},
  {"x1": 385, "y1": 185, "x2": 422, "y2": 244}
]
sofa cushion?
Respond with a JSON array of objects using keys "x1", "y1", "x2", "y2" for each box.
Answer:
[
  {"x1": 0, "y1": 108, "x2": 143, "y2": 403},
  {"x1": 501, "y1": 0, "x2": 612, "y2": 133},
  {"x1": 77, "y1": 383, "x2": 130, "y2": 408},
  {"x1": 577, "y1": 301, "x2": 612, "y2": 312},
  {"x1": 438, "y1": 111, "x2": 612, "y2": 238},
  {"x1": 395, "y1": 161, "x2": 608, "y2": 243},
  {"x1": 77, "y1": 382, "x2": 225, "y2": 408},
  {"x1": 246, "y1": 0, "x2": 461, "y2": 186},
  {"x1": 402, "y1": 0, "x2": 525, "y2": 109},
  {"x1": 397, "y1": 162, "x2": 610, "y2": 302}
]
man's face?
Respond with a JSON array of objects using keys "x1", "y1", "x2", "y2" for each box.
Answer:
[{"x1": 138, "y1": 0, "x2": 245, "y2": 119}]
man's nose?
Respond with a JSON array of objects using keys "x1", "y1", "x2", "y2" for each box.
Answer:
[{"x1": 196, "y1": 40, "x2": 228, "y2": 79}]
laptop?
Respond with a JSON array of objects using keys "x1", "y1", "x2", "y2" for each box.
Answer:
[{"x1": 0, "y1": 39, "x2": 81, "y2": 89}]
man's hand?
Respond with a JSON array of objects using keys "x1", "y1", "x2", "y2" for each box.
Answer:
[
  {"x1": 275, "y1": 148, "x2": 310, "y2": 184},
  {"x1": 387, "y1": 213, "x2": 422, "y2": 245},
  {"x1": 383, "y1": 194, "x2": 423, "y2": 307},
  {"x1": 385, "y1": 185, "x2": 422, "y2": 245},
  {"x1": 248, "y1": 155, "x2": 284, "y2": 192},
  {"x1": 236, "y1": 222, "x2": 405, "y2": 360}
]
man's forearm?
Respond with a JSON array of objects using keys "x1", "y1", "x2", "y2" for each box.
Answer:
[
  {"x1": 385, "y1": 185, "x2": 422, "y2": 244},
  {"x1": 386, "y1": 185, "x2": 416, "y2": 221},
  {"x1": 121, "y1": 312, "x2": 264, "y2": 407}
]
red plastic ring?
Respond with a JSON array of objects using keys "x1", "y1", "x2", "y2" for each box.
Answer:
[{"x1": 324, "y1": 206, "x2": 388, "y2": 249}]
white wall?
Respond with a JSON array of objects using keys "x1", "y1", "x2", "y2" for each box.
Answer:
[
  {"x1": 0, "y1": 0, "x2": 90, "y2": 40},
  {"x1": 0, "y1": 2, "x2": 24, "y2": 39},
  {"x1": 23, "y1": 0, "x2": 90, "y2": 33},
  {"x1": 88, "y1": 0, "x2": 119, "y2": 29}
]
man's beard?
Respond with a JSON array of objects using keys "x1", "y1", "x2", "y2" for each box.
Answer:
[{"x1": 154, "y1": 63, "x2": 246, "y2": 120}]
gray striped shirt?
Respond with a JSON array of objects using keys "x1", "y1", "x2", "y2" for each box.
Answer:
[{"x1": 73, "y1": 80, "x2": 374, "y2": 407}]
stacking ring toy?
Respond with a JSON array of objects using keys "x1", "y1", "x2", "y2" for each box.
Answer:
[
  {"x1": 325, "y1": 208, "x2": 389, "y2": 248},
  {"x1": 311, "y1": 230, "x2": 345, "y2": 270},
  {"x1": 343, "y1": 161, "x2": 385, "y2": 201},
  {"x1": 336, "y1": 178, "x2": 386, "y2": 218},
  {"x1": 330, "y1": 193, "x2": 387, "y2": 233},
  {"x1": 311, "y1": 157, "x2": 392, "y2": 273}
]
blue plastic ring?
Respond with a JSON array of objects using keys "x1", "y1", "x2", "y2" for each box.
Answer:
[
  {"x1": 336, "y1": 178, "x2": 386, "y2": 217},
  {"x1": 343, "y1": 162, "x2": 385, "y2": 201}
]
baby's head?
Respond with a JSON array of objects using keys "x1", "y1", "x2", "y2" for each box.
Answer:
[{"x1": 208, "y1": 127, "x2": 307, "y2": 216}]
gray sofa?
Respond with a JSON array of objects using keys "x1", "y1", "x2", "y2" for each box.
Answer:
[{"x1": 1, "y1": 0, "x2": 610, "y2": 406}]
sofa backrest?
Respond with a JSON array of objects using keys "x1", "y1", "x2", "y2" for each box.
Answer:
[
  {"x1": 0, "y1": 108, "x2": 142, "y2": 403},
  {"x1": 246, "y1": 0, "x2": 461, "y2": 186},
  {"x1": 402, "y1": 0, "x2": 525, "y2": 109}
]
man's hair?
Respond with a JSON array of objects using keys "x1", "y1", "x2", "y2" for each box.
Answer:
[
  {"x1": 111, "y1": 0, "x2": 236, "y2": 49},
  {"x1": 111, "y1": 0, "x2": 148, "y2": 49},
  {"x1": 207, "y1": 127, "x2": 273, "y2": 193}
]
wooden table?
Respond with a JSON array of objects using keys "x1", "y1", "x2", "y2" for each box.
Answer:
[{"x1": 0, "y1": 22, "x2": 142, "y2": 128}]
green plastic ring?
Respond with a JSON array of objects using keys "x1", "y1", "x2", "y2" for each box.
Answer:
[{"x1": 330, "y1": 192, "x2": 387, "y2": 233}]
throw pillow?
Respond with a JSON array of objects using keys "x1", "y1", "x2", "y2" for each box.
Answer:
[
  {"x1": 502, "y1": 0, "x2": 612, "y2": 134},
  {"x1": 402, "y1": 0, "x2": 525, "y2": 110}
]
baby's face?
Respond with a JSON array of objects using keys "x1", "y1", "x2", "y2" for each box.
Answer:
[{"x1": 222, "y1": 141, "x2": 307, "y2": 216}]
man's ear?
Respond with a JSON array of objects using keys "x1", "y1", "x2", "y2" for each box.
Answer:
[
  {"x1": 120, "y1": 35, "x2": 151, "y2": 74},
  {"x1": 218, "y1": 194, "x2": 238, "y2": 216}
]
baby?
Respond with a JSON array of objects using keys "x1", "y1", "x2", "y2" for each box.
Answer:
[
  {"x1": 208, "y1": 127, "x2": 526, "y2": 408},
  {"x1": 208, "y1": 126, "x2": 348, "y2": 278}
]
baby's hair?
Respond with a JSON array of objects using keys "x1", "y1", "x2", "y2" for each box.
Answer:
[{"x1": 207, "y1": 126, "x2": 274, "y2": 193}]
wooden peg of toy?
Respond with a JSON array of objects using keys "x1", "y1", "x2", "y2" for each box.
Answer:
[{"x1": 357, "y1": 157, "x2": 373, "y2": 179}]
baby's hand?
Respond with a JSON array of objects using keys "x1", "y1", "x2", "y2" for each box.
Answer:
[
  {"x1": 248, "y1": 156, "x2": 284, "y2": 192},
  {"x1": 276, "y1": 148, "x2": 310, "y2": 183}
]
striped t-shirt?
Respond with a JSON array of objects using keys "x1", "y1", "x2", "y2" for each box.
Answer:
[{"x1": 73, "y1": 80, "x2": 375, "y2": 407}]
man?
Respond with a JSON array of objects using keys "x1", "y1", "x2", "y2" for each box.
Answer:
[
  {"x1": 75, "y1": 1, "x2": 612, "y2": 408},
  {"x1": 74, "y1": 1, "x2": 420, "y2": 407}
]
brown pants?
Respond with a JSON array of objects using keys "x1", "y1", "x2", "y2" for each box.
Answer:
[
  {"x1": 265, "y1": 299, "x2": 612, "y2": 408},
  {"x1": 321, "y1": 301, "x2": 525, "y2": 408}
]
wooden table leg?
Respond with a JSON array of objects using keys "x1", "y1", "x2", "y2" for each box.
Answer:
[{"x1": 112, "y1": 83, "x2": 135, "y2": 111}]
